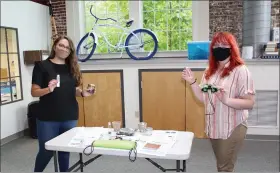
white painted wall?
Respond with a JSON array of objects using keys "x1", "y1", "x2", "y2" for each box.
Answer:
[
  {"x1": 1, "y1": 1, "x2": 50, "y2": 139},
  {"x1": 192, "y1": 1, "x2": 209, "y2": 41}
]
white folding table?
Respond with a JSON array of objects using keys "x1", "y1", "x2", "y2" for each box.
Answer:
[{"x1": 45, "y1": 127, "x2": 194, "y2": 172}]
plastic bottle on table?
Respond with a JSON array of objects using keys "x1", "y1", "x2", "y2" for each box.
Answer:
[{"x1": 108, "y1": 122, "x2": 112, "y2": 134}]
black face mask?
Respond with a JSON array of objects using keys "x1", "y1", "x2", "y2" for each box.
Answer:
[{"x1": 212, "y1": 47, "x2": 231, "y2": 61}]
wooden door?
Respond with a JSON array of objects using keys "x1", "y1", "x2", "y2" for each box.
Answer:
[
  {"x1": 185, "y1": 70, "x2": 207, "y2": 138},
  {"x1": 77, "y1": 73, "x2": 85, "y2": 127},
  {"x1": 140, "y1": 70, "x2": 186, "y2": 131},
  {"x1": 76, "y1": 96, "x2": 85, "y2": 127},
  {"x1": 82, "y1": 71, "x2": 124, "y2": 127}
]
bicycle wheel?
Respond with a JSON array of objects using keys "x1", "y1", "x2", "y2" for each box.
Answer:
[
  {"x1": 76, "y1": 33, "x2": 97, "y2": 62},
  {"x1": 125, "y1": 29, "x2": 158, "y2": 60}
]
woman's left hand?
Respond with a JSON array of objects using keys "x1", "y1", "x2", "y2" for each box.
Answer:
[{"x1": 214, "y1": 86, "x2": 229, "y2": 105}]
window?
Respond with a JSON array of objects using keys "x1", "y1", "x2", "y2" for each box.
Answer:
[
  {"x1": 84, "y1": 1, "x2": 129, "y2": 54},
  {"x1": 0, "y1": 27, "x2": 23, "y2": 105},
  {"x1": 83, "y1": 0, "x2": 192, "y2": 54},
  {"x1": 143, "y1": 1, "x2": 192, "y2": 51}
]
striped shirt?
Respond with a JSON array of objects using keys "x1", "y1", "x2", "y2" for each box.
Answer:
[{"x1": 201, "y1": 62, "x2": 255, "y2": 139}]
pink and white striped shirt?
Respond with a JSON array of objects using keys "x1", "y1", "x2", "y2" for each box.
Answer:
[{"x1": 200, "y1": 62, "x2": 255, "y2": 139}]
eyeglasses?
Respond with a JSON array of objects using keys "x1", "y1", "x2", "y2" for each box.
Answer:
[{"x1": 57, "y1": 43, "x2": 71, "y2": 52}]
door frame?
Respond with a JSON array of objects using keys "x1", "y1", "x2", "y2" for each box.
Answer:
[
  {"x1": 81, "y1": 70, "x2": 126, "y2": 127},
  {"x1": 138, "y1": 68, "x2": 205, "y2": 122}
]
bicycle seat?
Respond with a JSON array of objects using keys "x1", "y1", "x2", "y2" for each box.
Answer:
[{"x1": 126, "y1": 19, "x2": 134, "y2": 27}]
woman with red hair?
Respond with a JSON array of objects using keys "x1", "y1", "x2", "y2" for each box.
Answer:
[{"x1": 182, "y1": 32, "x2": 255, "y2": 172}]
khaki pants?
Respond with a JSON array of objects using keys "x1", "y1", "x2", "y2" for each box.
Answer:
[{"x1": 210, "y1": 124, "x2": 247, "y2": 172}]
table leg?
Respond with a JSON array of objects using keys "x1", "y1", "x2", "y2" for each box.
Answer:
[
  {"x1": 54, "y1": 151, "x2": 59, "y2": 172},
  {"x1": 176, "y1": 160, "x2": 180, "y2": 172},
  {"x1": 183, "y1": 160, "x2": 186, "y2": 172},
  {"x1": 79, "y1": 153, "x2": 83, "y2": 172}
]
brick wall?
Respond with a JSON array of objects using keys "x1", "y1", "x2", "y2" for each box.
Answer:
[
  {"x1": 51, "y1": 0, "x2": 67, "y2": 38},
  {"x1": 209, "y1": 0, "x2": 280, "y2": 46},
  {"x1": 271, "y1": 0, "x2": 280, "y2": 28},
  {"x1": 209, "y1": 0, "x2": 243, "y2": 45}
]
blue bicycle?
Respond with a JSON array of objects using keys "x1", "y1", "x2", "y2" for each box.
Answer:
[{"x1": 76, "y1": 5, "x2": 158, "y2": 62}]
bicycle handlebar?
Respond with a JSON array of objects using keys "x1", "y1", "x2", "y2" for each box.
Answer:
[{"x1": 90, "y1": 5, "x2": 117, "y2": 22}]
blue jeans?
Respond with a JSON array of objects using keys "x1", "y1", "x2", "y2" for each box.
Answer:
[{"x1": 34, "y1": 119, "x2": 77, "y2": 172}]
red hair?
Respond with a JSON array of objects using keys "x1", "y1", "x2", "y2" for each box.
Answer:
[{"x1": 205, "y1": 32, "x2": 244, "y2": 80}]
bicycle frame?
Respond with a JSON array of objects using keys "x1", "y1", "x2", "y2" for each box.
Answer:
[{"x1": 87, "y1": 21, "x2": 143, "y2": 50}]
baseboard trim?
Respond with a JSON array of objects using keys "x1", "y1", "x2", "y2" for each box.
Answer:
[
  {"x1": 0, "y1": 129, "x2": 29, "y2": 146},
  {"x1": 245, "y1": 134, "x2": 279, "y2": 141}
]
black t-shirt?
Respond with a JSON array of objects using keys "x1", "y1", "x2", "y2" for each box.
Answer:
[{"x1": 31, "y1": 59, "x2": 78, "y2": 121}]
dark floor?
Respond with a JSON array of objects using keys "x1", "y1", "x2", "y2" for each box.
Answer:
[{"x1": 1, "y1": 136, "x2": 279, "y2": 172}]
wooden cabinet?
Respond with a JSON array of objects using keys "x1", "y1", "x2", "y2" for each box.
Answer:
[
  {"x1": 139, "y1": 69, "x2": 186, "y2": 131},
  {"x1": 77, "y1": 70, "x2": 125, "y2": 127},
  {"x1": 77, "y1": 68, "x2": 206, "y2": 138},
  {"x1": 139, "y1": 68, "x2": 207, "y2": 138},
  {"x1": 76, "y1": 96, "x2": 85, "y2": 127},
  {"x1": 185, "y1": 71, "x2": 208, "y2": 138}
]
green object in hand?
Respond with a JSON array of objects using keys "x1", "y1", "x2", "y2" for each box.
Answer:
[
  {"x1": 201, "y1": 84, "x2": 218, "y2": 93},
  {"x1": 93, "y1": 140, "x2": 136, "y2": 150}
]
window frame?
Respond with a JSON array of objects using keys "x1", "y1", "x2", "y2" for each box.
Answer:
[
  {"x1": 0, "y1": 26, "x2": 23, "y2": 105},
  {"x1": 66, "y1": 1, "x2": 210, "y2": 60}
]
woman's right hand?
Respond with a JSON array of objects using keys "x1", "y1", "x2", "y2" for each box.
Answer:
[
  {"x1": 48, "y1": 79, "x2": 58, "y2": 92},
  {"x1": 182, "y1": 67, "x2": 196, "y2": 84}
]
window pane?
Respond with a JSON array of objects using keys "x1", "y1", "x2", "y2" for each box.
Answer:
[
  {"x1": 10, "y1": 77, "x2": 22, "y2": 101},
  {"x1": 0, "y1": 54, "x2": 9, "y2": 78},
  {"x1": 154, "y1": 11, "x2": 167, "y2": 31},
  {"x1": 169, "y1": 1, "x2": 180, "y2": 9},
  {"x1": 1, "y1": 78, "x2": 12, "y2": 104},
  {"x1": 7, "y1": 29, "x2": 18, "y2": 53},
  {"x1": 143, "y1": 12, "x2": 156, "y2": 31},
  {"x1": 107, "y1": 2, "x2": 118, "y2": 13},
  {"x1": 156, "y1": 31, "x2": 168, "y2": 51},
  {"x1": 1, "y1": 28, "x2": 7, "y2": 53},
  {"x1": 84, "y1": 1, "x2": 129, "y2": 55},
  {"x1": 143, "y1": 1, "x2": 192, "y2": 51},
  {"x1": 143, "y1": 12, "x2": 156, "y2": 30},
  {"x1": 95, "y1": 2, "x2": 108, "y2": 16},
  {"x1": 180, "y1": 31, "x2": 192, "y2": 50},
  {"x1": 167, "y1": 10, "x2": 180, "y2": 31},
  {"x1": 181, "y1": 1, "x2": 192, "y2": 9},
  {"x1": 155, "y1": 1, "x2": 166, "y2": 11},
  {"x1": 180, "y1": 9, "x2": 192, "y2": 31},
  {"x1": 9, "y1": 54, "x2": 20, "y2": 77},
  {"x1": 143, "y1": 1, "x2": 154, "y2": 12},
  {"x1": 170, "y1": 31, "x2": 180, "y2": 50},
  {"x1": 118, "y1": 2, "x2": 129, "y2": 19}
]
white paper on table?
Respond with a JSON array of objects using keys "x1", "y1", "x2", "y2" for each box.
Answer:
[
  {"x1": 68, "y1": 127, "x2": 108, "y2": 147},
  {"x1": 151, "y1": 131, "x2": 178, "y2": 143},
  {"x1": 137, "y1": 131, "x2": 178, "y2": 156},
  {"x1": 137, "y1": 140, "x2": 175, "y2": 156},
  {"x1": 120, "y1": 135, "x2": 141, "y2": 141}
]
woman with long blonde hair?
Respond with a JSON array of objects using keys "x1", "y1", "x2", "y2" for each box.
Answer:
[
  {"x1": 182, "y1": 32, "x2": 255, "y2": 172},
  {"x1": 31, "y1": 36, "x2": 95, "y2": 172}
]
